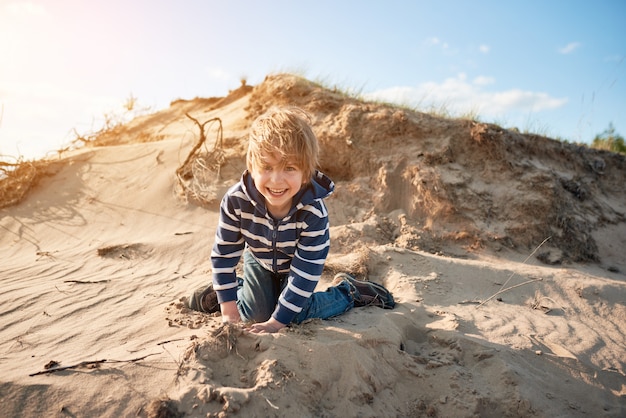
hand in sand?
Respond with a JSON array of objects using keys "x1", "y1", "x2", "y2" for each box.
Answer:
[{"x1": 247, "y1": 318, "x2": 286, "y2": 334}]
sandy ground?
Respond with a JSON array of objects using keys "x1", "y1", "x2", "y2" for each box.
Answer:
[{"x1": 1, "y1": 74, "x2": 624, "y2": 417}]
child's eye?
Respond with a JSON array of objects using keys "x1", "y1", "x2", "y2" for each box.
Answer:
[{"x1": 285, "y1": 165, "x2": 298, "y2": 172}]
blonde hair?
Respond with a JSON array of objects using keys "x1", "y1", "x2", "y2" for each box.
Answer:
[{"x1": 247, "y1": 107, "x2": 319, "y2": 182}]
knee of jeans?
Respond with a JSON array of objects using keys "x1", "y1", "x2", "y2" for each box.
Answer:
[
  {"x1": 250, "y1": 311, "x2": 273, "y2": 323},
  {"x1": 238, "y1": 303, "x2": 273, "y2": 323}
]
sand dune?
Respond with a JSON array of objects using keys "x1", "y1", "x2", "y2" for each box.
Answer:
[{"x1": 1, "y1": 74, "x2": 624, "y2": 417}]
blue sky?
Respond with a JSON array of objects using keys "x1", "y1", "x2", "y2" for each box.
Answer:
[{"x1": 1, "y1": 0, "x2": 624, "y2": 159}]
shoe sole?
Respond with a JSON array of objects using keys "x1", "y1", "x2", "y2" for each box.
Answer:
[
  {"x1": 188, "y1": 285, "x2": 220, "y2": 313},
  {"x1": 334, "y1": 273, "x2": 395, "y2": 309}
]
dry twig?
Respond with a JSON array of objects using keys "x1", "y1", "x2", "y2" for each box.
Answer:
[
  {"x1": 176, "y1": 114, "x2": 223, "y2": 180},
  {"x1": 63, "y1": 279, "x2": 111, "y2": 284},
  {"x1": 476, "y1": 237, "x2": 551, "y2": 308},
  {"x1": 175, "y1": 114, "x2": 225, "y2": 205},
  {"x1": 29, "y1": 353, "x2": 160, "y2": 376}
]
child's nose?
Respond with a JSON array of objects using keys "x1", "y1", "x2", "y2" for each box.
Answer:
[{"x1": 270, "y1": 169, "x2": 283, "y2": 182}]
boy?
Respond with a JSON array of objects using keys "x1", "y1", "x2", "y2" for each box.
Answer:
[{"x1": 188, "y1": 107, "x2": 394, "y2": 333}]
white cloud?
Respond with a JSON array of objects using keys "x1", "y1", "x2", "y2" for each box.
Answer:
[
  {"x1": 473, "y1": 76, "x2": 495, "y2": 86},
  {"x1": 490, "y1": 89, "x2": 567, "y2": 112},
  {"x1": 559, "y1": 42, "x2": 581, "y2": 54},
  {"x1": 479, "y1": 44, "x2": 490, "y2": 54},
  {"x1": 363, "y1": 74, "x2": 568, "y2": 121}
]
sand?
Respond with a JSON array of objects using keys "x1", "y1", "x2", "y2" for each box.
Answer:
[{"x1": 1, "y1": 74, "x2": 624, "y2": 417}]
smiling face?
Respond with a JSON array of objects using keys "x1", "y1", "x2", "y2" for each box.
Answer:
[{"x1": 251, "y1": 151, "x2": 305, "y2": 219}]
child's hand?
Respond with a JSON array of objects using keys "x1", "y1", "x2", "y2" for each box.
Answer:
[
  {"x1": 220, "y1": 301, "x2": 241, "y2": 323},
  {"x1": 247, "y1": 318, "x2": 285, "y2": 334}
]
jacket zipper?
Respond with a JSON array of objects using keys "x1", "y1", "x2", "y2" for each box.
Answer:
[{"x1": 271, "y1": 218, "x2": 278, "y2": 272}]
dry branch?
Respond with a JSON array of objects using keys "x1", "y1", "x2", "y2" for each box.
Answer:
[
  {"x1": 29, "y1": 353, "x2": 160, "y2": 376},
  {"x1": 175, "y1": 114, "x2": 225, "y2": 206},
  {"x1": 176, "y1": 114, "x2": 223, "y2": 180},
  {"x1": 63, "y1": 279, "x2": 111, "y2": 284}
]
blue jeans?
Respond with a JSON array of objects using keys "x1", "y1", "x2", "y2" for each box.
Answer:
[{"x1": 236, "y1": 251, "x2": 354, "y2": 324}]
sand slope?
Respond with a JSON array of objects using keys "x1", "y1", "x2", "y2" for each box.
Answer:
[{"x1": 1, "y1": 74, "x2": 624, "y2": 417}]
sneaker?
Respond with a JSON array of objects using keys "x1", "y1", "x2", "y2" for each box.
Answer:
[
  {"x1": 187, "y1": 284, "x2": 220, "y2": 313},
  {"x1": 333, "y1": 273, "x2": 396, "y2": 309}
]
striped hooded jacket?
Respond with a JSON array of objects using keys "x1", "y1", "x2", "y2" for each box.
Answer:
[{"x1": 211, "y1": 170, "x2": 335, "y2": 325}]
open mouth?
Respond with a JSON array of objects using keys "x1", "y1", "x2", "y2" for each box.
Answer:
[{"x1": 267, "y1": 188, "x2": 287, "y2": 197}]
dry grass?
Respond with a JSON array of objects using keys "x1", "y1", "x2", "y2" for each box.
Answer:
[
  {"x1": 529, "y1": 290, "x2": 556, "y2": 314},
  {"x1": 0, "y1": 158, "x2": 53, "y2": 209},
  {"x1": 0, "y1": 95, "x2": 152, "y2": 210}
]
